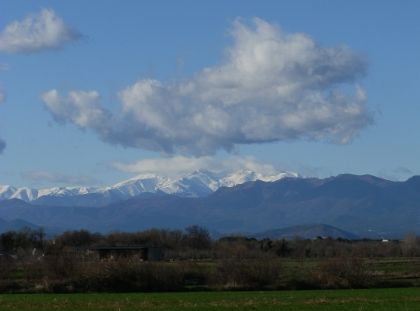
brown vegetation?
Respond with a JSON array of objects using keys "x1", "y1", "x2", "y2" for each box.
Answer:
[{"x1": 0, "y1": 226, "x2": 419, "y2": 293}]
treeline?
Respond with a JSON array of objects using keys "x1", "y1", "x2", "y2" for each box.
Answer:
[
  {"x1": 1, "y1": 226, "x2": 420, "y2": 293},
  {"x1": 2, "y1": 226, "x2": 419, "y2": 258}
]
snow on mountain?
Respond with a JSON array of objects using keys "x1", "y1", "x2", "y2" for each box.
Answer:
[
  {"x1": 37, "y1": 187, "x2": 93, "y2": 197},
  {"x1": 10, "y1": 187, "x2": 38, "y2": 201},
  {"x1": 0, "y1": 168, "x2": 298, "y2": 204},
  {"x1": 106, "y1": 174, "x2": 174, "y2": 197},
  {"x1": 220, "y1": 169, "x2": 297, "y2": 188},
  {"x1": 0, "y1": 185, "x2": 18, "y2": 200}
]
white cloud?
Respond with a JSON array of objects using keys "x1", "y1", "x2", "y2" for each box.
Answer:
[
  {"x1": 22, "y1": 170, "x2": 97, "y2": 186},
  {"x1": 0, "y1": 8, "x2": 80, "y2": 53},
  {"x1": 377, "y1": 167, "x2": 416, "y2": 182},
  {"x1": 113, "y1": 155, "x2": 284, "y2": 178},
  {"x1": 41, "y1": 89, "x2": 110, "y2": 129},
  {"x1": 0, "y1": 9, "x2": 80, "y2": 155},
  {"x1": 114, "y1": 156, "x2": 213, "y2": 177},
  {"x1": 42, "y1": 18, "x2": 372, "y2": 156}
]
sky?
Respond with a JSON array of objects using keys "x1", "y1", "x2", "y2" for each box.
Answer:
[{"x1": 0, "y1": 0, "x2": 419, "y2": 188}]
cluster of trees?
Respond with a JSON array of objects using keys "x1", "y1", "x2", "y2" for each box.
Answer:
[
  {"x1": 0, "y1": 228, "x2": 45, "y2": 254},
  {"x1": 2, "y1": 226, "x2": 417, "y2": 259},
  {"x1": 0, "y1": 226, "x2": 419, "y2": 293},
  {"x1": 0, "y1": 225, "x2": 212, "y2": 256}
]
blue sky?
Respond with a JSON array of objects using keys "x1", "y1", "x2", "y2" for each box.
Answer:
[{"x1": 0, "y1": 0, "x2": 419, "y2": 187}]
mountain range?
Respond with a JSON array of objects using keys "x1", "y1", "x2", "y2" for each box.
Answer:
[
  {"x1": 0, "y1": 173, "x2": 419, "y2": 238},
  {"x1": 0, "y1": 169, "x2": 297, "y2": 206}
]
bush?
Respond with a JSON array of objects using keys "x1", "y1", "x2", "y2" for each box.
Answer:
[
  {"x1": 74, "y1": 259, "x2": 187, "y2": 292},
  {"x1": 315, "y1": 257, "x2": 371, "y2": 288},
  {"x1": 214, "y1": 259, "x2": 282, "y2": 289},
  {"x1": 44, "y1": 251, "x2": 81, "y2": 279},
  {"x1": 0, "y1": 256, "x2": 16, "y2": 279}
]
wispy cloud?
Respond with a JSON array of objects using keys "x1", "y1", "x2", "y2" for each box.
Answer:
[
  {"x1": 22, "y1": 170, "x2": 97, "y2": 186},
  {"x1": 42, "y1": 18, "x2": 372, "y2": 156},
  {"x1": 113, "y1": 155, "x2": 291, "y2": 178},
  {"x1": 0, "y1": 88, "x2": 4, "y2": 153},
  {"x1": 0, "y1": 8, "x2": 80, "y2": 53},
  {"x1": 0, "y1": 64, "x2": 6, "y2": 104},
  {"x1": 377, "y1": 167, "x2": 416, "y2": 181},
  {"x1": 0, "y1": 139, "x2": 5, "y2": 154}
]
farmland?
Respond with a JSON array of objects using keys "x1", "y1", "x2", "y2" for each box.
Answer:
[{"x1": 1, "y1": 288, "x2": 420, "y2": 311}]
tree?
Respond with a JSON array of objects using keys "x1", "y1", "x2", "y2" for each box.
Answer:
[
  {"x1": 402, "y1": 232, "x2": 419, "y2": 257},
  {"x1": 184, "y1": 225, "x2": 211, "y2": 249}
]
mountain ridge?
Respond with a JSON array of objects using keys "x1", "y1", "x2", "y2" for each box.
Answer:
[
  {"x1": 0, "y1": 174, "x2": 419, "y2": 238},
  {"x1": 0, "y1": 169, "x2": 297, "y2": 207},
  {"x1": 253, "y1": 224, "x2": 359, "y2": 240}
]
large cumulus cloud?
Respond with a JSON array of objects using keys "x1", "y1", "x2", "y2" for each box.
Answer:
[{"x1": 42, "y1": 18, "x2": 372, "y2": 156}]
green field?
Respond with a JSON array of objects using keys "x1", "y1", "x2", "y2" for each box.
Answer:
[{"x1": 1, "y1": 288, "x2": 420, "y2": 311}]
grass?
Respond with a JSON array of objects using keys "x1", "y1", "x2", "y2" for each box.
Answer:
[{"x1": 1, "y1": 288, "x2": 420, "y2": 310}]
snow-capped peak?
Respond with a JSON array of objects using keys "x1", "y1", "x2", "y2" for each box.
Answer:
[
  {"x1": 0, "y1": 185, "x2": 18, "y2": 199},
  {"x1": 0, "y1": 168, "x2": 297, "y2": 205}
]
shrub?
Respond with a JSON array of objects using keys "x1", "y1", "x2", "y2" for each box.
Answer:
[
  {"x1": 315, "y1": 257, "x2": 371, "y2": 288},
  {"x1": 74, "y1": 259, "x2": 186, "y2": 292},
  {"x1": 214, "y1": 259, "x2": 282, "y2": 289}
]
